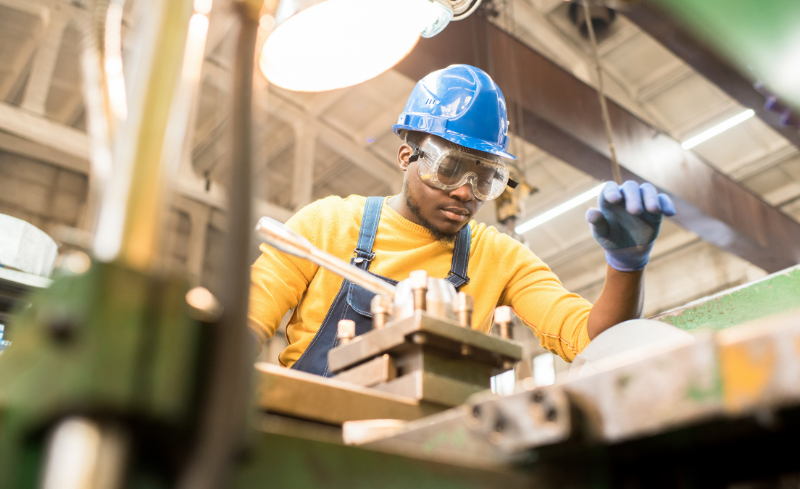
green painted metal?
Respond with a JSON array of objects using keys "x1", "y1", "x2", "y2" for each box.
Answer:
[
  {"x1": 653, "y1": 266, "x2": 800, "y2": 332},
  {"x1": 648, "y1": 0, "x2": 800, "y2": 111},
  {"x1": 0, "y1": 262, "x2": 202, "y2": 488},
  {"x1": 233, "y1": 431, "x2": 533, "y2": 489}
]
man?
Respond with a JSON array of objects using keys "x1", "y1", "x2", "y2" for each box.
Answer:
[{"x1": 249, "y1": 64, "x2": 675, "y2": 376}]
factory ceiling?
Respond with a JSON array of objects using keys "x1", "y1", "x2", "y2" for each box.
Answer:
[{"x1": 0, "y1": 0, "x2": 798, "y2": 313}]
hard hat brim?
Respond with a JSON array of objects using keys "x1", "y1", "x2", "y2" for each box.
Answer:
[{"x1": 393, "y1": 124, "x2": 517, "y2": 160}]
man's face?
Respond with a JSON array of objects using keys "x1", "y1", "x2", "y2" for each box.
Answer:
[{"x1": 398, "y1": 137, "x2": 486, "y2": 240}]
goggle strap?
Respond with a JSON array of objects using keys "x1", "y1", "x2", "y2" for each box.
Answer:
[{"x1": 408, "y1": 148, "x2": 424, "y2": 163}]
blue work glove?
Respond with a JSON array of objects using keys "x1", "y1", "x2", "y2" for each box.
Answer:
[{"x1": 585, "y1": 181, "x2": 676, "y2": 272}]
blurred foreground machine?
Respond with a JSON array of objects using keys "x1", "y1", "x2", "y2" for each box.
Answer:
[{"x1": 1, "y1": 0, "x2": 800, "y2": 488}]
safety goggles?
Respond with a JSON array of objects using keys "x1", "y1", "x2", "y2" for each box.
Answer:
[{"x1": 411, "y1": 136, "x2": 517, "y2": 201}]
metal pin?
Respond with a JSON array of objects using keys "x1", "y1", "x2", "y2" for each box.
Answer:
[
  {"x1": 370, "y1": 295, "x2": 392, "y2": 329},
  {"x1": 409, "y1": 270, "x2": 428, "y2": 312},
  {"x1": 494, "y1": 306, "x2": 514, "y2": 340},
  {"x1": 337, "y1": 319, "x2": 356, "y2": 345},
  {"x1": 453, "y1": 292, "x2": 474, "y2": 328}
]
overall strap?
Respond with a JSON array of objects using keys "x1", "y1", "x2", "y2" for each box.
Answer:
[
  {"x1": 352, "y1": 197, "x2": 385, "y2": 271},
  {"x1": 445, "y1": 224, "x2": 472, "y2": 291}
]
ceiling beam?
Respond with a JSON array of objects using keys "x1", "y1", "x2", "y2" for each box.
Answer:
[
  {"x1": 20, "y1": 7, "x2": 69, "y2": 115},
  {"x1": 624, "y1": 2, "x2": 800, "y2": 150},
  {"x1": 395, "y1": 17, "x2": 800, "y2": 273},
  {"x1": 0, "y1": 100, "x2": 88, "y2": 160}
]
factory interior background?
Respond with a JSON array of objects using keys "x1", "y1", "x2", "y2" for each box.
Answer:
[{"x1": 1, "y1": 0, "x2": 795, "y2": 383}]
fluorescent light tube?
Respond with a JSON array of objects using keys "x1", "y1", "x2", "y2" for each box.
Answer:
[
  {"x1": 515, "y1": 183, "x2": 606, "y2": 235},
  {"x1": 681, "y1": 109, "x2": 755, "y2": 150}
]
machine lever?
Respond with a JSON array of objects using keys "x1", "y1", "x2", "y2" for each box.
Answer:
[{"x1": 254, "y1": 217, "x2": 396, "y2": 300}]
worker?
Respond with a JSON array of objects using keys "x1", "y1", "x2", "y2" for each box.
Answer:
[{"x1": 248, "y1": 64, "x2": 675, "y2": 375}]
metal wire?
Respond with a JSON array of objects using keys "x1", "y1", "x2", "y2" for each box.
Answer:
[{"x1": 582, "y1": 0, "x2": 623, "y2": 184}]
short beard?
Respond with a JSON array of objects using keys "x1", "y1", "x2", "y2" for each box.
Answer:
[{"x1": 404, "y1": 180, "x2": 458, "y2": 244}]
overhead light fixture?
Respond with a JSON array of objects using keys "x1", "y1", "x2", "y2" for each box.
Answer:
[
  {"x1": 681, "y1": 109, "x2": 755, "y2": 150},
  {"x1": 515, "y1": 183, "x2": 605, "y2": 235},
  {"x1": 260, "y1": 0, "x2": 454, "y2": 92}
]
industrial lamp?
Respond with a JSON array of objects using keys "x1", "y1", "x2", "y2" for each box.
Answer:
[{"x1": 260, "y1": 0, "x2": 472, "y2": 92}]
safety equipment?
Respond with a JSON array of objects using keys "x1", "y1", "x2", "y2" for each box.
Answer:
[
  {"x1": 413, "y1": 135, "x2": 511, "y2": 201},
  {"x1": 393, "y1": 64, "x2": 517, "y2": 160},
  {"x1": 585, "y1": 181, "x2": 676, "y2": 272}
]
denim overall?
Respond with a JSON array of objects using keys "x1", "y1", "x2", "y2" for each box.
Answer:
[{"x1": 291, "y1": 196, "x2": 472, "y2": 377}]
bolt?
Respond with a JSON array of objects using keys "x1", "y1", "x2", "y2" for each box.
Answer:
[
  {"x1": 531, "y1": 390, "x2": 545, "y2": 404},
  {"x1": 494, "y1": 306, "x2": 514, "y2": 339},
  {"x1": 411, "y1": 332, "x2": 426, "y2": 345},
  {"x1": 371, "y1": 295, "x2": 392, "y2": 329},
  {"x1": 453, "y1": 292, "x2": 474, "y2": 328},
  {"x1": 502, "y1": 360, "x2": 514, "y2": 371},
  {"x1": 460, "y1": 344, "x2": 471, "y2": 356},
  {"x1": 337, "y1": 320, "x2": 355, "y2": 346},
  {"x1": 409, "y1": 270, "x2": 428, "y2": 311},
  {"x1": 545, "y1": 408, "x2": 558, "y2": 422}
]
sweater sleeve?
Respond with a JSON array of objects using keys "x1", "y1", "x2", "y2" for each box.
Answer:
[
  {"x1": 247, "y1": 200, "x2": 328, "y2": 346},
  {"x1": 498, "y1": 234, "x2": 592, "y2": 362}
]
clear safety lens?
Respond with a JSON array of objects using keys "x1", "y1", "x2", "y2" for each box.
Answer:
[{"x1": 416, "y1": 136, "x2": 509, "y2": 200}]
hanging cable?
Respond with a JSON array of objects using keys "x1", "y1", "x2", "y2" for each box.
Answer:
[
  {"x1": 581, "y1": 0, "x2": 623, "y2": 184},
  {"x1": 453, "y1": 0, "x2": 483, "y2": 20}
]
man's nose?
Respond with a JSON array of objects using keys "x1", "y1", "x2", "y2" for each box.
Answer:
[{"x1": 449, "y1": 181, "x2": 476, "y2": 202}]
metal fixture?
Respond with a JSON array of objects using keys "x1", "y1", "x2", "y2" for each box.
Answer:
[
  {"x1": 453, "y1": 292, "x2": 473, "y2": 328},
  {"x1": 371, "y1": 295, "x2": 392, "y2": 329},
  {"x1": 337, "y1": 319, "x2": 356, "y2": 345},
  {"x1": 255, "y1": 217, "x2": 396, "y2": 300},
  {"x1": 494, "y1": 306, "x2": 513, "y2": 340},
  {"x1": 409, "y1": 270, "x2": 429, "y2": 311}
]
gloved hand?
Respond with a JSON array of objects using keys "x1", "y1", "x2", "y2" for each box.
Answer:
[{"x1": 585, "y1": 181, "x2": 676, "y2": 272}]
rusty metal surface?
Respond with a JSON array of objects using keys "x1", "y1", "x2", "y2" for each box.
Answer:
[
  {"x1": 328, "y1": 312, "x2": 522, "y2": 373},
  {"x1": 333, "y1": 354, "x2": 397, "y2": 387},
  {"x1": 253, "y1": 363, "x2": 445, "y2": 425},
  {"x1": 651, "y1": 265, "x2": 800, "y2": 332},
  {"x1": 372, "y1": 370, "x2": 487, "y2": 407},
  {"x1": 362, "y1": 386, "x2": 571, "y2": 468},
  {"x1": 395, "y1": 18, "x2": 800, "y2": 272},
  {"x1": 355, "y1": 308, "x2": 800, "y2": 477}
]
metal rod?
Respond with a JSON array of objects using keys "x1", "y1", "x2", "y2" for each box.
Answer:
[
  {"x1": 92, "y1": 0, "x2": 195, "y2": 269},
  {"x1": 178, "y1": 3, "x2": 262, "y2": 488},
  {"x1": 582, "y1": 0, "x2": 623, "y2": 185},
  {"x1": 254, "y1": 217, "x2": 397, "y2": 300}
]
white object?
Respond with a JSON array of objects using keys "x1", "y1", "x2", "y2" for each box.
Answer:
[
  {"x1": 261, "y1": 0, "x2": 453, "y2": 92},
  {"x1": 342, "y1": 419, "x2": 407, "y2": 445},
  {"x1": 567, "y1": 319, "x2": 695, "y2": 381},
  {"x1": 0, "y1": 214, "x2": 58, "y2": 278},
  {"x1": 533, "y1": 353, "x2": 556, "y2": 387},
  {"x1": 515, "y1": 183, "x2": 605, "y2": 235}
]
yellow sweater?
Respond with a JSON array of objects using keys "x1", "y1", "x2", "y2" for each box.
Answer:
[{"x1": 249, "y1": 195, "x2": 593, "y2": 366}]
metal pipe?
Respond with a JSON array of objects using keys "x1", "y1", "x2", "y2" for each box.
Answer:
[
  {"x1": 255, "y1": 217, "x2": 397, "y2": 300},
  {"x1": 92, "y1": 0, "x2": 195, "y2": 269},
  {"x1": 177, "y1": 2, "x2": 263, "y2": 488}
]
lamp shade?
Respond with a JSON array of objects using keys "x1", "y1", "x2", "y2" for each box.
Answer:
[{"x1": 260, "y1": 0, "x2": 443, "y2": 92}]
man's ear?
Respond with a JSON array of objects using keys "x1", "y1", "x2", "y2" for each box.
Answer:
[{"x1": 397, "y1": 143, "x2": 414, "y2": 172}]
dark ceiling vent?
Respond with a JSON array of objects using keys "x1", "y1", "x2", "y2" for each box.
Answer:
[{"x1": 568, "y1": 2, "x2": 617, "y2": 43}]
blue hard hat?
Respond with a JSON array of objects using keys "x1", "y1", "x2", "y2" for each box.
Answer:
[{"x1": 393, "y1": 64, "x2": 516, "y2": 160}]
